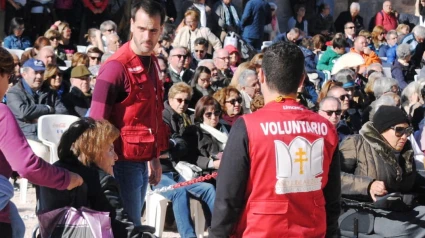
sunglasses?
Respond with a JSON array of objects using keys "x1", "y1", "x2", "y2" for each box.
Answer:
[
  {"x1": 174, "y1": 98, "x2": 190, "y2": 105},
  {"x1": 390, "y1": 126, "x2": 413, "y2": 137},
  {"x1": 89, "y1": 56, "x2": 101, "y2": 60},
  {"x1": 204, "y1": 110, "x2": 221, "y2": 118},
  {"x1": 49, "y1": 37, "x2": 59, "y2": 41},
  {"x1": 106, "y1": 29, "x2": 114, "y2": 32},
  {"x1": 173, "y1": 54, "x2": 187, "y2": 59},
  {"x1": 320, "y1": 109, "x2": 342, "y2": 116},
  {"x1": 339, "y1": 94, "x2": 350, "y2": 101},
  {"x1": 226, "y1": 97, "x2": 243, "y2": 105},
  {"x1": 195, "y1": 50, "x2": 205, "y2": 53}
]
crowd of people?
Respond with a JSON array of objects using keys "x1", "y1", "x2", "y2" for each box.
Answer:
[{"x1": 2, "y1": 0, "x2": 425, "y2": 237}]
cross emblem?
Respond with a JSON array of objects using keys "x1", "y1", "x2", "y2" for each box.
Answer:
[{"x1": 294, "y1": 148, "x2": 308, "y2": 175}]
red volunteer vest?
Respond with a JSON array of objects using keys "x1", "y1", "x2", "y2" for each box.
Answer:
[
  {"x1": 106, "y1": 42, "x2": 169, "y2": 162},
  {"x1": 233, "y1": 99, "x2": 338, "y2": 237}
]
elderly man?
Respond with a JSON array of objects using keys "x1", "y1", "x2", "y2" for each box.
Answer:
[
  {"x1": 381, "y1": 30, "x2": 398, "y2": 63},
  {"x1": 168, "y1": 47, "x2": 193, "y2": 84},
  {"x1": 375, "y1": 1, "x2": 398, "y2": 32},
  {"x1": 37, "y1": 46, "x2": 65, "y2": 67},
  {"x1": 237, "y1": 69, "x2": 260, "y2": 114},
  {"x1": 335, "y1": 2, "x2": 364, "y2": 34},
  {"x1": 100, "y1": 20, "x2": 117, "y2": 46},
  {"x1": 401, "y1": 25, "x2": 425, "y2": 68},
  {"x1": 350, "y1": 36, "x2": 381, "y2": 74},
  {"x1": 6, "y1": 59, "x2": 67, "y2": 162},
  {"x1": 309, "y1": 3, "x2": 335, "y2": 39},
  {"x1": 272, "y1": 27, "x2": 300, "y2": 44},
  {"x1": 213, "y1": 48, "x2": 233, "y2": 83},
  {"x1": 101, "y1": 33, "x2": 121, "y2": 62},
  {"x1": 198, "y1": 59, "x2": 224, "y2": 90},
  {"x1": 318, "y1": 96, "x2": 343, "y2": 140},
  {"x1": 190, "y1": 37, "x2": 212, "y2": 70},
  {"x1": 63, "y1": 65, "x2": 92, "y2": 117}
]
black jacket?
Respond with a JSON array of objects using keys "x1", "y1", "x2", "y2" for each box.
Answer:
[
  {"x1": 62, "y1": 87, "x2": 92, "y2": 117},
  {"x1": 334, "y1": 11, "x2": 364, "y2": 34},
  {"x1": 168, "y1": 67, "x2": 194, "y2": 84}
]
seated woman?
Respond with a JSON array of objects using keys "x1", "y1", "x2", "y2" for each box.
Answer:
[
  {"x1": 339, "y1": 106, "x2": 425, "y2": 237},
  {"x1": 3, "y1": 17, "x2": 31, "y2": 50},
  {"x1": 38, "y1": 118, "x2": 154, "y2": 238},
  {"x1": 43, "y1": 65, "x2": 69, "y2": 99},
  {"x1": 189, "y1": 66, "x2": 214, "y2": 108},
  {"x1": 44, "y1": 29, "x2": 64, "y2": 61},
  {"x1": 157, "y1": 82, "x2": 216, "y2": 238},
  {"x1": 391, "y1": 43, "x2": 417, "y2": 91},
  {"x1": 213, "y1": 86, "x2": 243, "y2": 128},
  {"x1": 184, "y1": 96, "x2": 228, "y2": 170}
]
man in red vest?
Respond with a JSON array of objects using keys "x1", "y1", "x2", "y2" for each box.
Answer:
[
  {"x1": 90, "y1": 0, "x2": 168, "y2": 226},
  {"x1": 210, "y1": 41, "x2": 341, "y2": 237}
]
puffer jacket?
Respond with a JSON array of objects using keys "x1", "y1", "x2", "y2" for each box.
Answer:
[{"x1": 339, "y1": 121, "x2": 425, "y2": 202}]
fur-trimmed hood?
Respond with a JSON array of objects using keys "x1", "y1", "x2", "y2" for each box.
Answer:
[{"x1": 360, "y1": 121, "x2": 414, "y2": 179}]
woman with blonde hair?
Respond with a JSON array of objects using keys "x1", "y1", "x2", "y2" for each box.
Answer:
[
  {"x1": 52, "y1": 21, "x2": 77, "y2": 61},
  {"x1": 173, "y1": 9, "x2": 222, "y2": 54},
  {"x1": 396, "y1": 24, "x2": 410, "y2": 44}
]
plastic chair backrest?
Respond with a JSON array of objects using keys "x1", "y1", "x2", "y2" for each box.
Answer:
[
  {"x1": 77, "y1": 45, "x2": 87, "y2": 53},
  {"x1": 37, "y1": 114, "x2": 79, "y2": 164},
  {"x1": 382, "y1": 67, "x2": 392, "y2": 77},
  {"x1": 7, "y1": 49, "x2": 24, "y2": 60}
]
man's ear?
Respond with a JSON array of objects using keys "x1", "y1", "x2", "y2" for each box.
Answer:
[{"x1": 258, "y1": 68, "x2": 265, "y2": 84}]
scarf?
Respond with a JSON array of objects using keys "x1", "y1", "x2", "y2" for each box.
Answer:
[
  {"x1": 200, "y1": 123, "x2": 228, "y2": 150},
  {"x1": 223, "y1": 2, "x2": 240, "y2": 27},
  {"x1": 222, "y1": 114, "x2": 241, "y2": 126}
]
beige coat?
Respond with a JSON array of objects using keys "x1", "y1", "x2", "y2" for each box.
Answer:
[{"x1": 172, "y1": 26, "x2": 222, "y2": 54}]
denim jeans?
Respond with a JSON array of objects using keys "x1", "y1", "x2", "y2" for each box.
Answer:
[
  {"x1": 153, "y1": 172, "x2": 216, "y2": 238},
  {"x1": 113, "y1": 161, "x2": 149, "y2": 226}
]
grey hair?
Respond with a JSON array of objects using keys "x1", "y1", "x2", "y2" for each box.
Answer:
[
  {"x1": 401, "y1": 81, "x2": 419, "y2": 105},
  {"x1": 238, "y1": 69, "x2": 257, "y2": 87},
  {"x1": 385, "y1": 30, "x2": 397, "y2": 40},
  {"x1": 413, "y1": 25, "x2": 425, "y2": 39},
  {"x1": 105, "y1": 33, "x2": 120, "y2": 45},
  {"x1": 373, "y1": 77, "x2": 398, "y2": 98},
  {"x1": 366, "y1": 63, "x2": 383, "y2": 73},
  {"x1": 350, "y1": 2, "x2": 360, "y2": 11},
  {"x1": 100, "y1": 20, "x2": 117, "y2": 33},
  {"x1": 21, "y1": 67, "x2": 32, "y2": 74},
  {"x1": 372, "y1": 94, "x2": 398, "y2": 115},
  {"x1": 319, "y1": 96, "x2": 341, "y2": 110},
  {"x1": 396, "y1": 43, "x2": 411, "y2": 59},
  {"x1": 335, "y1": 69, "x2": 355, "y2": 84},
  {"x1": 198, "y1": 59, "x2": 215, "y2": 67},
  {"x1": 369, "y1": 71, "x2": 384, "y2": 82}
]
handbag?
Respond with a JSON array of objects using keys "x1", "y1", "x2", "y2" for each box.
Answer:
[
  {"x1": 37, "y1": 206, "x2": 113, "y2": 238},
  {"x1": 175, "y1": 161, "x2": 203, "y2": 181}
]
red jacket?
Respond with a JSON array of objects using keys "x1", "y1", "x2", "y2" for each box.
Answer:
[
  {"x1": 83, "y1": 0, "x2": 108, "y2": 12},
  {"x1": 106, "y1": 42, "x2": 169, "y2": 161},
  {"x1": 233, "y1": 99, "x2": 339, "y2": 237},
  {"x1": 375, "y1": 10, "x2": 398, "y2": 32}
]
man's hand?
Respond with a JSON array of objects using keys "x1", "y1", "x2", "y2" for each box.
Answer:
[
  {"x1": 363, "y1": 46, "x2": 372, "y2": 55},
  {"x1": 66, "y1": 171, "x2": 84, "y2": 190},
  {"x1": 369, "y1": 180, "x2": 388, "y2": 201},
  {"x1": 148, "y1": 158, "x2": 162, "y2": 185}
]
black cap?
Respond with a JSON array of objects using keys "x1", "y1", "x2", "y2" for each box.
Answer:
[{"x1": 373, "y1": 106, "x2": 409, "y2": 134}]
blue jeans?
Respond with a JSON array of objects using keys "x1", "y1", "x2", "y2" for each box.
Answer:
[
  {"x1": 153, "y1": 172, "x2": 216, "y2": 238},
  {"x1": 113, "y1": 161, "x2": 149, "y2": 226}
]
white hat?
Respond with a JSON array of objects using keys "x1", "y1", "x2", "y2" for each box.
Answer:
[{"x1": 331, "y1": 52, "x2": 365, "y2": 75}]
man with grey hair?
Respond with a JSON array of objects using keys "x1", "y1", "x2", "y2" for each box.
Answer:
[
  {"x1": 392, "y1": 43, "x2": 414, "y2": 90},
  {"x1": 167, "y1": 47, "x2": 193, "y2": 84},
  {"x1": 101, "y1": 33, "x2": 122, "y2": 62},
  {"x1": 238, "y1": 69, "x2": 260, "y2": 114},
  {"x1": 335, "y1": 2, "x2": 364, "y2": 34},
  {"x1": 401, "y1": 25, "x2": 425, "y2": 68},
  {"x1": 100, "y1": 20, "x2": 118, "y2": 46},
  {"x1": 318, "y1": 96, "x2": 348, "y2": 141},
  {"x1": 381, "y1": 30, "x2": 399, "y2": 63},
  {"x1": 213, "y1": 48, "x2": 232, "y2": 87},
  {"x1": 37, "y1": 46, "x2": 64, "y2": 67},
  {"x1": 373, "y1": 77, "x2": 399, "y2": 99}
]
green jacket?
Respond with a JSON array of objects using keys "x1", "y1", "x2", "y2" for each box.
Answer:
[{"x1": 317, "y1": 47, "x2": 341, "y2": 71}]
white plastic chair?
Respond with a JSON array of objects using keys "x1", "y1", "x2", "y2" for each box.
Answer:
[
  {"x1": 37, "y1": 114, "x2": 79, "y2": 164},
  {"x1": 145, "y1": 191, "x2": 205, "y2": 237},
  {"x1": 25, "y1": 47, "x2": 33, "y2": 52},
  {"x1": 77, "y1": 45, "x2": 87, "y2": 53},
  {"x1": 7, "y1": 49, "x2": 24, "y2": 60}
]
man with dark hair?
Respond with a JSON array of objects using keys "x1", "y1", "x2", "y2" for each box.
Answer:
[
  {"x1": 344, "y1": 21, "x2": 356, "y2": 47},
  {"x1": 317, "y1": 37, "x2": 347, "y2": 71},
  {"x1": 190, "y1": 37, "x2": 212, "y2": 70},
  {"x1": 90, "y1": 0, "x2": 169, "y2": 226},
  {"x1": 309, "y1": 3, "x2": 335, "y2": 39},
  {"x1": 210, "y1": 41, "x2": 341, "y2": 237}
]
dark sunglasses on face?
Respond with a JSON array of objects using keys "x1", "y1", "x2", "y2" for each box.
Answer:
[
  {"x1": 195, "y1": 50, "x2": 205, "y2": 53},
  {"x1": 174, "y1": 98, "x2": 190, "y2": 105},
  {"x1": 390, "y1": 126, "x2": 413, "y2": 137},
  {"x1": 174, "y1": 54, "x2": 187, "y2": 59},
  {"x1": 339, "y1": 94, "x2": 350, "y2": 101},
  {"x1": 204, "y1": 110, "x2": 221, "y2": 118},
  {"x1": 320, "y1": 109, "x2": 342, "y2": 116},
  {"x1": 226, "y1": 97, "x2": 243, "y2": 105},
  {"x1": 89, "y1": 56, "x2": 101, "y2": 60},
  {"x1": 49, "y1": 37, "x2": 59, "y2": 41}
]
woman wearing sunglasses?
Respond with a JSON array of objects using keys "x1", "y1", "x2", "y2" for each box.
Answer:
[
  {"x1": 184, "y1": 96, "x2": 228, "y2": 170},
  {"x1": 339, "y1": 105, "x2": 425, "y2": 237},
  {"x1": 189, "y1": 66, "x2": 214, "y2": 108},
  {"x1": 213, "y1": 86, "x2": 243, "y2": 128}
]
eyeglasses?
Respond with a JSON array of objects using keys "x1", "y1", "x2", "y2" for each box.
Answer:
[
  {"x1": 195, "y1": 50, "x2": 205, "y2": 53},
  {"x1": 226, "y1": 97, "x2": 243, "y2": 105},
  {"x1": 173, "y1": 54, "x2": 187, "y2": 59},
  {"x1": 339, "y1": 94, "x2": 350, "y2": 101},
  {"x1": 390, "y1": 126, "x2": 413, "y2": 137},
  {"x1": 49, "y1": 37, "x2": 59, "y2": 41},
  {"x1": 320, "y1": 109, "x2": 342, "y2": 116},
  {"x1": 15, "y1": 27, "x2": 25, "y2": 31},
  {"x1": 204, "y1": 110, "x2": 221, "y2": 118},
  {"x1": 89, "y1": 56, "x2": 101, "y2": 61},
  {"x1": 174, "y1": 98, "x2": 190, "y2": 104},
  {"x1": 346, "y1": 26, "x2": 355, "y2": 29}
]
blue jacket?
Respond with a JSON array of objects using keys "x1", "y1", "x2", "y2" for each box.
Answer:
[
  {"x1": 3, "y1": 35, "x2": 31, "y2": 50},
  {"x1": 298, "y1": 46, "x2": 317, "y2": 73},
  {"x1": 240, "y1": 0, "x2": 271, "y2": 40},
  {"x1": 386, "y1": 44, "x2": 397, "y2": 64}
]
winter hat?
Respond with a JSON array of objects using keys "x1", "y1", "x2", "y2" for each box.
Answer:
[{"x1": 373, "y1": 106, "x2": 409, "y2": 134}]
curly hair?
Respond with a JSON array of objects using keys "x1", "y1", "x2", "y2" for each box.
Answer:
[{"x1": 213, "y1": 86, "x2": 243, "y2": 114}]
